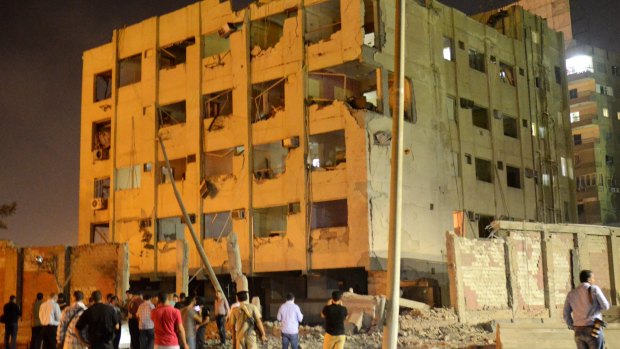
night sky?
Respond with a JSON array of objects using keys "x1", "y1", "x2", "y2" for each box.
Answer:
[{"x1": 0, "y1": 0, "x2": 616, "y2": 247}]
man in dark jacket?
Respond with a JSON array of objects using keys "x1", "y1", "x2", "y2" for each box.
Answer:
[
  {"x1": 3, "y1": 295, "x2": 21, "y2": 349},
  {"x1": 31, "y1": 293, "x2": 44, "y2": 349},
  {"x1": 75, "y1": 291, "x2": 120, "y2": 349}
]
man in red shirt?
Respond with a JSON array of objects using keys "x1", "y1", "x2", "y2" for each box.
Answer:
[{"x1": 151, "y1": 292, "x2": 188, "y2": 349}]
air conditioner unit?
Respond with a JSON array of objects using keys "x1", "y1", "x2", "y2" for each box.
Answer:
[
  {"x1": 93, "y1": 149, "x2": 109, "y2": 161},
  {"x1": 288, "y1": 202, "x2": 301, "y2": 215},
  {"x1": 493, "y1": 109, "x2": 503, "y2": 119},
  {"x1": 199, "y1": 179, "x2": 218, "y2": 199},
  {"x1": 231, "y1": 208, "x2": 246, "y2": 220},
  {"x1": 282, "y1": 136, "x2": 300, "y2": 149},
  {"x1": 91, "y1": 198, "x2": 108, "y2": 210}
]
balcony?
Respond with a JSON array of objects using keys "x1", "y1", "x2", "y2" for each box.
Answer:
[
  {"x1": 569, "y1": 91, "x2": 596, "y2": 106},
  {"x1": 570, "y1": 114, "x2": 598, "y2": 128}
]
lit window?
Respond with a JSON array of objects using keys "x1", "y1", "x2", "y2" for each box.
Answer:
[
  {"x1": 603, "y1": 108, "x2": 609, "y2": 117},
  {"x1": 561, "y1": 157, "x2": 567, "y2": 177},
  {"x1": 443, "y1": 37, "x2": 454, "y2": 61},
  {"x1": 566, "y1": 55, "x2": 593, "y2": 75},
  {"x1": 617, "y1": 111, "x2": 620, "y2": 120},
  {"x1": 570, "y1": 111, "x2": 580, "y2": 123}
]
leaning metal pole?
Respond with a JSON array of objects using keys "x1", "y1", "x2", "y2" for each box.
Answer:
[
  {"x1": 382, "y1": 0, "x2": 406, "y2": 346},
  {"x1": 158, "y1": 136, "x2": 224, "y2": 296}
]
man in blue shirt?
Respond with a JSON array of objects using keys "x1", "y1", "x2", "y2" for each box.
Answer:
[
  {"x1": 277, "y1": 293, "x2": 303, "y2": 349},
  {"x1": 563, "y1": 269, "x2": 610, "y2": 349}
]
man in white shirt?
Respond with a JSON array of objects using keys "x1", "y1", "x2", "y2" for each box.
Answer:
[
  {"x1": 277, "y1": 293, "x2": 303, "y2": 349},
  {"x1": 39, "y1": 293, "x2": 62, "y2": 349}
]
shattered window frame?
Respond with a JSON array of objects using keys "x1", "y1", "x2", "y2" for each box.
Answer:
[
  {"x1": 159, "y1": 158, "x2": 187, "y2": 184},
  {"x1": 158, "y1": 100, "x2": 187, "y2": 128},
  {"x1": 362, "y1": 0, "x2": 382, "y2": 48},
  {"x1": 203, "y1": 211, "x2": 232, "y2": 240},
  {"x1": 202, "y1": 32, "x2": 230, "y2": 58},
  {"x1": 90, "y1": 223, "x2": 110, "y2": 244},
  {"x1": 308, "y1": 130, "x2": 346, "y2": 170},
  {"x1": 250, "y1": 12, "x2": 291, "y2": 55},
  {"x1": 203, "y1": 90, "x2": 233, "y2": 132},
  {"x1": 204, "y1": 147, "x2": 237, "y2": 179},
  {"x1": 499, "y1": 62, "x2": 515, "y2": 86},
  {"x1": 118, "y1": 54, "x2": 142, "y2": 87},
  {"x1": 471, "y1": 105, "x2": 489, "y2": 130},
  {"x1": 253, "y1": 205, "x2": 288, "y2": 238},
  {"x1": 92, "y1": 120, "x2": 112, "y2": 161},
  {"x1": 305, "y1": 0, "x2": 342, "y2": 45},
  {"x1": 468, "y1": 49, "x2": 485, "y2": 73},
  {"x1": 506, "y1": 165, "x2": 521, "y2": 189},
  {"x1": 251, "y1": 78, "x2": 286, "y2": 123},
  {"x1": 94, "y1": 70, "x2": 112, "y2": 102},
  {"x1": 157, "y1": 216, "x2": 185, "y2": 242},
  {"x1": 159, "y1": 37, "x2": 196, "y2": 70},
  {"x1": 253, "y1": 141, "x2": 288, "y2": 180}
]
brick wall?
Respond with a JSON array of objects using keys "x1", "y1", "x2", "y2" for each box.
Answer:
[
  {"x1": 70, "y1": 243, "x2": 129, "y2": 300},
  {"x1": 447, "y1": 222, "x2": 620, "y2": 323},
  {"x1": 22, "y1": 246, "x2": 67, "y2": 323},
  {"x1": 0, "y1": 241, "x2": 18, "y2": 305}
]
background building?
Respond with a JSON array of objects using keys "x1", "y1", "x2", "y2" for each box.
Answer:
[
  {"x1": 514, "y1": 0, "x2": 620, "y2": 224},
  {"x1": 78, "y1": 0, "x2": 575, "y2": 316}
]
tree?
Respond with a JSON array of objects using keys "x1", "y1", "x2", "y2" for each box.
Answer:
[{"x1": 0, "y1": 201, "x2": 17, "y2": 229}]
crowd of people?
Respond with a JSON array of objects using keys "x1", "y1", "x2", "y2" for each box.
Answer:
[{"x1": 1, "y1": 285, "x2": 350, "y2": 349}]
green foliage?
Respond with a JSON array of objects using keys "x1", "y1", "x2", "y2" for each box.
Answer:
[{"x1": 0, "y1": 201, "x2": 17, "y2": 229}]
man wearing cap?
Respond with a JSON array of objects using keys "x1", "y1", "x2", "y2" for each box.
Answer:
[{"x1": 227, "y1": 279, "x2": 266, "y2": 349}]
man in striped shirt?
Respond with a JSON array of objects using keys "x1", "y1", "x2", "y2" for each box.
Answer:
[
  {"x1": 56, "y1": 291, "x2": 87, "y2": 349},
  {"x1": 137, "y1": 295, "x2": 156, "y2": 349}
]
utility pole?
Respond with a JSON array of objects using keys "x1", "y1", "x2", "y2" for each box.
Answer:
[
  {"x1": 382, "y1": 0, "x2": 406, "y2": 346},
  {"x1": 158, "y1": 136, "x2": 224, "y2": 296}
]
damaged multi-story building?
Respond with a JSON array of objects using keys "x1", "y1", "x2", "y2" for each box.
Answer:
[
  {"x1": 511, "y1": 0, "x2": 620, "y2": 225},
  {"x1": 78, "y1": 0, "x2": 575, "y2": 315}
]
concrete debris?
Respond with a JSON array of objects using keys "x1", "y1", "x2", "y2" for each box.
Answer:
[{"x1": 200, "y1": 307, "x2": 495, "y2": 348}]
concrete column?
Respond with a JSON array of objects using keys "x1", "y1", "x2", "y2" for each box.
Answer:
[
  {"x1": 504, "y1": 234, "x2": 518, "y2": 317},
  {"x1": 573, "y1": 232, "x2": 588, "y2": 287},
  {"x1": 446, "y1": 232, "x2": 466, "y2": 322},
  {"x1": 540, "y1": 230, "x2": 556, "y2": 318},
  {"x1": 176, "y1": 240, "x2": 189, "y2": 295},
  {"x1": 609, "y1": 234, "x2": 620, "y2": 305}
]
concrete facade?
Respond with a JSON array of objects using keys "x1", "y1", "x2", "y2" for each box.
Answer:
[{"x1": 78, "y1": 0, "x2": 575, "y2": 308}]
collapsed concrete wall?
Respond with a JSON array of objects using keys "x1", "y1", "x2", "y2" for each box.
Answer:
[{"x1": 447, "y1": 221, "x2": 620, "y2": 323}]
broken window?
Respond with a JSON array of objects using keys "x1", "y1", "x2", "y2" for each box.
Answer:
[
  {"x1": 94, "y1": 70, "x2": 112, "y2": 102},
  {"x1": 157, "y1": 217, "x2": 185, "y2": 242},
  {"x1": 555, "y1": 66, "x2": 562, "y2": 84},
  {"x1": 253, "y1": 205, "x2": 287, "y2": 238},
  {"x1": 503, "y1": 116, "x2": 518, "y2": 138},
  {"x1": 158, "y1": 101, "x2": 186, "y2": 128},
  {"x1": 499, "y1": 62, "x2": 515, "y2": 86},
  {"x1": 250, "y1": 13, "x2": 290, "y2": 56},
  {"x1": 204, "y1": 147, "x2": 237, "y2": 178},
  {"x1": 253, "y1": 141, "x2": 288, "y2": 180},
  {"x1": 308, "y1": 66, "x2": 381, "y2": 112},
  {"x1": 472, "y1": 105, "x2": 489, "y2": 129},
  {"x1": 311, "y1": 199, "x2": 348, "y2": 229},
  {"x1": 203, "y1": 90, "x2": 233, "y2": 131},
  {"x1": 443, "y1": 37, "x2": 454, "y2": 61},
  {"x1": 204, "y1": 211, "x2": 232, "y2": 240},
  {"x1": 573, "y1": 134, "x2": 582, "y2": 145},
  {"x1": 309, "y1": 130, "x2": 346, "y2": 170},
  {"x1": 159, "y1": 38, "x2": 195, "y2": 69},
  {"x1": 506, "y1": 165, "x2": 521, "y2": 188},
  {"x1": 478, "y1": 215, "x2": 494, "y2": 238},
  {"x1": 159, "y1": 158, "x2": 187, "y2": 183},
  {"x1": 251, "y1": 78, "x2": 285, "y2": 123},
  {"x1": 115, "y1": 165, "x2": 141, "y2": 190},
  {"x1": 118, "y1": 54, "x2": 141, "y2": 87},
  {"x1": 202, "y1": 33, "x2": 230, "y2": 58},
  {"x1": 475, "y1": 158, "x2": 492, "y2": 183},
  {"x1": 90, "y1": 224, "x2": 109, "y2": 244},
  {"x1": 468, "y1": 49, "x2": 485, "y2": 73},
  {"x1": 305, "y1": 0, "x2": 341, "y2": 44},
  {"x1": 388, "y1": 72, "x2": 415, "y2": 123},
  {"x1": 363, "y1": 0, "x2": 381, "y2": 48},
  {"x1": 94, "y1": 177, "x2": 110, "y2": 199},
  {"x1": 92, "y1": 120, "x2": 111, "y2": 160}
]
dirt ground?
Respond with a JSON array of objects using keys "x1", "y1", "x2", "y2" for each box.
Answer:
[{"x1": 204, "y1": 308, "x2": 496, "y2": 348}]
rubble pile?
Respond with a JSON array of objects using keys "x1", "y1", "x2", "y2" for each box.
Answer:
[{"x1": 203, "y1": 308, "x2": 495, "y2": 348}]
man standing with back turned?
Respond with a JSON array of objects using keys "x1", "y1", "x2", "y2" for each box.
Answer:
[
  {"x1": 277, "y1": 293, "x2": 303, "y2": 349},
  {"x1": 564, "y1": 269, "x2": 610, "y2": 349}
]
